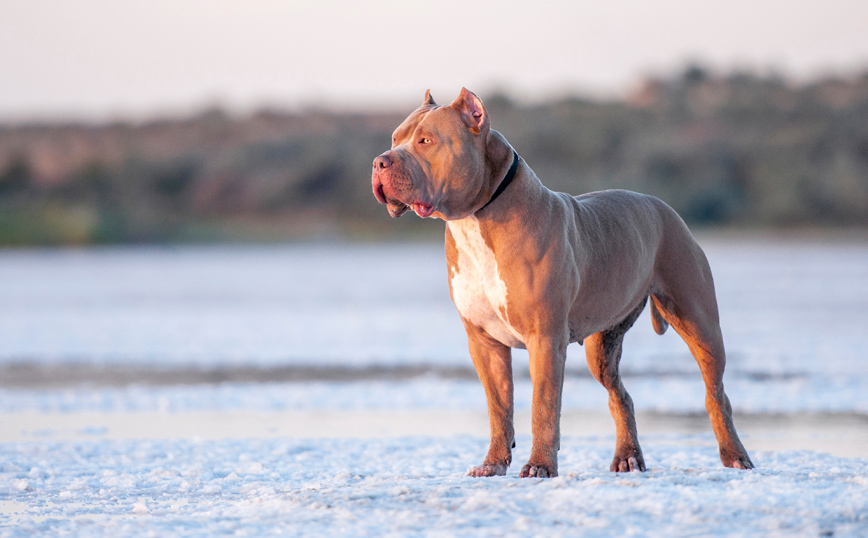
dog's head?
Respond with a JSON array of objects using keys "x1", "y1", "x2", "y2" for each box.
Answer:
[{"x1": 371, "y1": 88, "x2": 496, "y2": 220}]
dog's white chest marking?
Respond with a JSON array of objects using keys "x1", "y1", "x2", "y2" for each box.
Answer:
[{"x1": 448, "y1": 217, "x2": 524, "y2": 348}]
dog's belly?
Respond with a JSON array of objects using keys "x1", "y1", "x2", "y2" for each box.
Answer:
[{"x1": 448, "y1": 218, "x2": 525, "y2": 349}]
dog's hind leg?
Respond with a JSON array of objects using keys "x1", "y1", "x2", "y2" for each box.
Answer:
[
  {"x1": 584, "y1": 298, "x2": 648, "y2": 472},
  {"x1": 651, "y1": 229, "x2": 754, "y2": 469}
]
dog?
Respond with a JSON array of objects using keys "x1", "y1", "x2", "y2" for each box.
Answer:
[{"x1": 371, "y1": 88, "x2": 753, "y2": 477}]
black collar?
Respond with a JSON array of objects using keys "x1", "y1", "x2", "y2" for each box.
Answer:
[{"x1": 479, "y1": 150, "x2": 519, "y2": 212}]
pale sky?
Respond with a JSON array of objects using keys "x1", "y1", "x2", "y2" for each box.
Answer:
[{"x1": 2, "y1": 0, "x2": 867, "y2": 120}]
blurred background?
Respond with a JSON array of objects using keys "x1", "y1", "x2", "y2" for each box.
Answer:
[
  {"x1": 0, "y1": 0, "x2": 867, "y2": 449},
  {"x1": 2, "y1": 0, "x2": 868, "y2": 244}
]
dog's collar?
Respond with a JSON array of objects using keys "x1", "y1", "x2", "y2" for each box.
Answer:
[{"x1": 479, "y1": 150, "x2": 519, "y2": 212}]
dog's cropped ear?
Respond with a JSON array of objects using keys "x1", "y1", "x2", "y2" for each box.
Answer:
[
  {"x1": 423, "y1": 89, "x2": 437, "y2": 106},
  {"x1": 450, "y1": 88, "x2": 489, "y2": 135}
]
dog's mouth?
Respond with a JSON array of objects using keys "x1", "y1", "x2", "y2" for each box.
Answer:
[
  {"x1": 411, "y1": 202, "x2": 434, "y2": 218},
  {"x1": 381, "y1": 188, "x2": 433, "y2": 219},
  {"x1": 374, "y1": 178, "x2": 409, "y2": 218},
  {"x1": 386, "y1": 198, "x2": 410, "y2": 218},
  {"x1": 386, "y1": 199, "x2": 433, "y2": 218},
  {"x1": 374, "y1": 175, "x2": 434, "y2": 218}
]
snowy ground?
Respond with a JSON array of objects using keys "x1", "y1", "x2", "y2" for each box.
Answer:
[
  {"x1": 2, "y1": 436, "x2": 867, "y2": 537},
  {"x1": 1, "y1": 237, "x2": 867, "y2": 536}
]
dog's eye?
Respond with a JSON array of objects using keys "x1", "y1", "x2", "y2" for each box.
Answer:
[{"x1": 419, "y1": 138, "x2": 432, "y2": 145}]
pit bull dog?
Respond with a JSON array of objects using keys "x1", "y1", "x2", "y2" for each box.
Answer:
[{"x1": 371, "y1": 88, "x2": 753, "y2": 477}]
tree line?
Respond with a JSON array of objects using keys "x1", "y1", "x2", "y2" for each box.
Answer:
[{"x1": 1, "y1": 66, "x2": 867, "y2": 244}]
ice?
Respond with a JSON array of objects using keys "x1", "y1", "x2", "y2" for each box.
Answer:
[
  {"x1": 1, "y1": 239, "x2": 867, "y2": 377},
  {"x1": 1, "y1": 238, "x2": 867, "y2": 536},
  {"x1": 0, "y1": 244, "x2": 462, "y2": 366}
]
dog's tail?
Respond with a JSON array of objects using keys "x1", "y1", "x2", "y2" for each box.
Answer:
[{"x1": 649, "y1": 297, "x2": 669, "y2": 335}]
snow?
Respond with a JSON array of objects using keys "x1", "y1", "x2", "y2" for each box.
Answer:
[
  {"x1": 1, "y1": 437, "x2": 867, "y2": 537},
  {"x1": 1, "y1": 238, "x2": 867, "y2": 536}
]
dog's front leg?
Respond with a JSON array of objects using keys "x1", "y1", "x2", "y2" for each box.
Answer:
[
  {"x1": 520, "y1": 335, "x2": 568, "y2": 478},
  {"x1": 465, "y1": 325, "x2": 514, "y2": 477}
]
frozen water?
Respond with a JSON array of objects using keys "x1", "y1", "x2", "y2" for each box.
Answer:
[
  {"x1": 1, "y1": 237, "x2": 867, "y2": 536},
  {"x1": 0, "y1": 243, "x2": 459, "y2": 366},
  {"x1": 2, "y1": 240, "x2": 867, "y2": 373},
  {"x1": 1, "y1": 239, "x2": 867, "y2": 412}
]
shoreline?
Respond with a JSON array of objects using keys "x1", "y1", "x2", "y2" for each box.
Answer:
[{"x1": 0, "y1": 362, "x2": 823, "y2": 388}]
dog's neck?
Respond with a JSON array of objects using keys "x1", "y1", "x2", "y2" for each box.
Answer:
[{"x1": 477, "y1": 150, "x2": 520, "y2": 213}]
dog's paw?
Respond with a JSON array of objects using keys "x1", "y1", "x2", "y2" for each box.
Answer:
[
  {"x1": 519, "y1": 463, "x2": 557, "y2": 478},
  {"x1": 720, "y1": 447, "x2": 754, "y2": 470},
  {"x1": 468, "y1": 463, "x2": 508, "y2": 477},
  {"x1": 610, "y1": 454, "x2": 645, "y2": 472}
]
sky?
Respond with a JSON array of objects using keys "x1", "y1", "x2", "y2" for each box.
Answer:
[{"x1": 1, "y1": 0, "x2": 868, "y2": 121}]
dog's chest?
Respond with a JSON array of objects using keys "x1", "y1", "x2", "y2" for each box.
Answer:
[{"x1": 447, "y1": 218, "x2": 524, "y2": 348}]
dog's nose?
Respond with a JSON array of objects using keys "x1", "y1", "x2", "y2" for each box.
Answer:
[{"x1": 373, "y1": 154, "x2": 393, "y2": 170}]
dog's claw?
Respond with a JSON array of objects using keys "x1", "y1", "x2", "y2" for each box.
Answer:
[
  {"x1": 727, "y1": 457, "x2": 754, "y2": 470},
  {"x1": 519, "y1": 464, "x2": 556, "y2": 478},
  {"x1": 610, "y1": 454, "x2": 646, "y2": 472}
]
